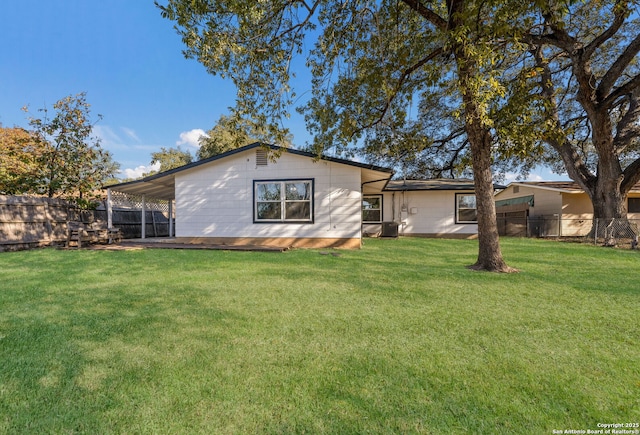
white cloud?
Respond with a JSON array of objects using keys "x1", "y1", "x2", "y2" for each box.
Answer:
[
  {"x1": 503, "y1": 172, "x2": 542, "y2": 184},
  {"x1": 121, "y1": 127, "x2": 140, "y2": 142},
  {"x1": 503, "y1": 168, "x2": 568, "y2": 185},
  {"x1": 120, "y1": 162, "x2": 161, "y2": 180},
  {"x1": 176, "y1": 128, "x2": 208, "y2": 148},
  {"x1": 526, "y1": 174, "x2": 545, "y2": 182},
  {"x1": 93, "y1": 125, "x2": 123, "y2": 146}
]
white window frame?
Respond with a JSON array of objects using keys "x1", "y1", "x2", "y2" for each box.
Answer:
[
  {"x1": 362, "y1": 195, "x2": 383, "y2": 223},
  {"x1": 254, "y1": 179, "x2": 314, "y2": 223},
  {"x1": 455, "y1": 193, "x2": 478, "y2": 224}
]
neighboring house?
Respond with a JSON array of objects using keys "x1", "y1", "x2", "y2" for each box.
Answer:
[
  {"x1": 494, "y1": 181, "x2": 640, "y2": 236},
  {"x1": 106, "y1": 143, "x2": 494, "y2": 248},
  {"x1": 362, "y1": 179, "x2": 498, "y2": 239}
]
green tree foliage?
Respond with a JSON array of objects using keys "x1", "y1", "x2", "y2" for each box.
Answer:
[
  {"x1": 197, "y1": 114, "x2": 292, "y2": 160},
  {"x1": 358, "y1": 1, "x2": 640, "y2": 234},
  {"x1": 0, "y1": 126, "x2": 48, "y2": 194},
  {"x1": 516, "y1": 1, "x2": 640, "y2": 227},
  {"x1": 25, "y1": 93, "x2": 120, "y2": 207},
  {"x1": 149, "y1": 146, "x2": 193, "y2": 174},
  {"x1": 156, "y1": 0, "x2": 528, "y2": 271}
]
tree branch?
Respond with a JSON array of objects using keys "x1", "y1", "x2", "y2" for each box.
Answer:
[
  {"x1": 266, "y1": 0, "x2": 320, "y2": 46},
  {"x1": 598, "y1": 32, "x2": 640, "y2": 100},
  {"x1": 582, "y1": 4, "x2": 626, "y2": 59},
  {"x1": 531, "y1": 45, "x2": 596, "y2": 188},
  {"x1": 400, "y1": 0, "x2": 447, "y2": 30},
  {"x1": 614, "y1": 89, "x2": 640, "y2": 153},
  {"x1": 601, "y1": 73, "x2": 640, "y2": 109},
  {"x1": 355, "y1": 47, "x2": 444, "y2": 134}
]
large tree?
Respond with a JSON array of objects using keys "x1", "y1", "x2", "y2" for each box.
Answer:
[
  {"x1": 357, "y1": 1, "x2": 640, "y2": 238},
  {"x1": 25, "y1": 93, "x2": 119, "y2": 207},
  {"x1": 157, "y1": 0, "x2": 526, "y2": 271},
  {"x1": 519, "y1": 1, "x2": 640, "y2": 233}
]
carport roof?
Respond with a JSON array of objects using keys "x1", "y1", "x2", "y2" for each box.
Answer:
[{"x1": 105, "y1": 142, "x2": 394, "y2": 200}]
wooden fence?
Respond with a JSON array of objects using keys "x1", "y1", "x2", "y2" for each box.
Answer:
[{"x1": 0, "y1": 195, "x2": 170, "y2": 252}]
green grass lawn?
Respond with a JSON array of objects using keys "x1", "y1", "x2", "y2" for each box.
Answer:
[{"x1": 1, "y1": 238, "x2": 638, "y2": 434}]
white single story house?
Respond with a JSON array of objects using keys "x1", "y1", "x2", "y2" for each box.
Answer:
[
  {"x1": 362, "y1": 179, "x2": 492, "y2": 239},
  {"x1": 106, "y1": 143, "x2": 493, "y2": 248},
  {"x1": 494, "y1": 181, "x2": 640, "y2": 236}
]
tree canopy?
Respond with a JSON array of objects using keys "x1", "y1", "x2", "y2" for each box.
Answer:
[
  {"x1": 197, "y1": 114, "x2": 292, "y2": 160},
  {"x1": 518, "y1": 1, "x2": 640, "y2": 226},
  {"x1": 360, "y1": 1, "x2": 640, "y2": 231},
  {"x1": 19, "y1": 93, "x2": 120, "y2": 207},
  {"x1": 149, "y1": 146, "x2": 194, "y2": 174},
  {"x1": 157, "y1": 0, "x2": 529, "y2": 271},
  {"x1": 0, "y1": 126, "x2": 48, "y2": 195}
]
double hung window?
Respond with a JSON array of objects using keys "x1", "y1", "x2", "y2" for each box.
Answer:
[
  {"x1": 254, "y1": 180, "x2": 313, "y2": 223},
  {"x1": 456, "y1": 194, "x2": 477, "y2": 223},
  {"x1": 362, "y1": 195, "x2": 382, "y2": 223}
]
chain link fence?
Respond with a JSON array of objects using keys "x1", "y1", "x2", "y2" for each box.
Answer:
[
  {"x1": 592, "y1": 218, "x2": 639, "y2": 247},
  {"x1": 497, "y1": 214, "x2": 640, "y2": 248}
]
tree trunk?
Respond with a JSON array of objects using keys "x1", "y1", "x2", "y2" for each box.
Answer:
[
  {"x1": 588, "y1": 169, "x2": 635, "y2": 244},
  {"x1": 591, "y1": 176, "x2": 626, "y2": 220},
  {"x1": 448, "y1": 11, "x2": 516, "y2": 272},
  {"x1": 465, "y1": 118, "x2": 517, "y2": 272},
  {"x1": 585, "y1": 116, "x2": 636, "y2": 242}
]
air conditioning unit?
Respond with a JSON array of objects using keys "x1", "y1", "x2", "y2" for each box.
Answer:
[{"x1": 381, "y1": 221, "x2": 399, "y2": 238}]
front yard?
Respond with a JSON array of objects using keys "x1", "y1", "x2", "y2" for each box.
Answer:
[{"x1": 1, "y1": 238, "x2": 638, "y2": 434}]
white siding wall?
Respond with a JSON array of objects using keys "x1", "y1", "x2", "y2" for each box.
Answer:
[
  {"x1": 174, "y1": 149, "x2": 362, "y2": 240},
  {"x1": 380, "y1": 190, "x2": 478, "y2": 236}
]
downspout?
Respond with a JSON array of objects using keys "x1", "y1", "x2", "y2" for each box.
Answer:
[
  {"x1": 392, "y1": 193, "x2": 396, "y2": 222},
  {"x1": 400, "y1": 179, "x2": 409, "y2": 236},
  {"x1": 168, "y1": 200, "x2": 173, "y2": 238},
  {"x1": 107, "y1": 188, "x2": 113, "y2": 229},
  {"x1": 141, "y1": 194, "x2": 146, "y2": 239}
]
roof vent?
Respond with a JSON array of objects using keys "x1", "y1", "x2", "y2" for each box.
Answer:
[{"x1": 256, "y1": 148, "x2": 268, "y2": 166}]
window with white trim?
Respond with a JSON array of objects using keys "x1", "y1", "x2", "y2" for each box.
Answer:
[
  {"x1": 456, "y1": 194, "x2": 477, "y2": 223},
  {"x1": 362, "y1": 195, "x2": 382, "y2": 223},
  {"x1": 254, "y1": 179, "x2": 313, "y2": 223}
]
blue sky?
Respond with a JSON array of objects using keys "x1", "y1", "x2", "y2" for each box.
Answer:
[{"x1": 1, "y1": 0, "x2": 562, "y2": 182}]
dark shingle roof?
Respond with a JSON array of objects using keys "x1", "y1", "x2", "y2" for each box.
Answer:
[
  {"x1": 512, "y1": 181, "x2": 640, "y2": 193},
  {"x1": 384, "y1": 179, "x2": 504, "y2": 191}
]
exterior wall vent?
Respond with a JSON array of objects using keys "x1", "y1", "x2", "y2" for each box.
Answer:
[
  {"x1": 256, "y1": 148, "x2": 268, "y2": 166},
  {"x1": 513, "y1": 185, "x2": 520, "y2": 194}
]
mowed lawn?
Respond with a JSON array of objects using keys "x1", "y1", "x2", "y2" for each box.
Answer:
[{"x1": 0, "y1": 238, "x2": 638, "y2": 434}]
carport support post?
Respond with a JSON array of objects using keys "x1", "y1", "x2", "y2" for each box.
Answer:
[
  {"x1": 141, "y1": 195, "x2": 146, "y2": 239},
  {"x1": 168, "y1": 200, "x2": 173, "y2": 237},
  {"x1": 107, "y1": 188, "x2": 113, "y2": 229}
]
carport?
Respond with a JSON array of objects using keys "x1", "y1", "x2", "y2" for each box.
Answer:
[{"x1": 105, "y1": 169, "x2": 178, "y2": 239}]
